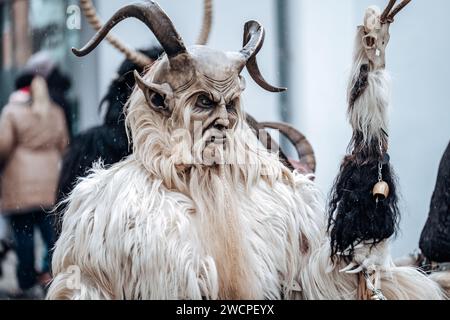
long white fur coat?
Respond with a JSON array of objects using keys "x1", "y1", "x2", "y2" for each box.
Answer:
[{"x1": 48, "y1": 154, "x2": 316, "y2": 299}]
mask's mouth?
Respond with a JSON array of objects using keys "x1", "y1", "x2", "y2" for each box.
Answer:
[
  {"x1": 206, "y1": 129, "x2": 227, "y2": 145},
  {"x1": 190, "y1": 127, "x2": 231, "y2": 167},
  {"x1": 202, "y1": 118, "x2": 229, "y2": 145}
]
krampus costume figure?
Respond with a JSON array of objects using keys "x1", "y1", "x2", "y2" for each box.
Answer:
[
  {"x1": 48, "y1": 1, "x2": 443, "y2": 300},
  {"x1": 328, "y1": 2, "x2": 405, "y2": 264}
]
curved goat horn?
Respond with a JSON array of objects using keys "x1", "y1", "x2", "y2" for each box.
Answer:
[
  {"x1": 245, "y1": 114, "x2": 294, "y2": 171},
  {"x1": 196, "y1": 0, "x2": 213, "y2": 45},
  {"x1": 240, "y1": 20, "x2": 287, "y2": 93},
  {"x1": 79, "y1": 0, "x2": 152, "y2": 68},
  {"x1": 381, "y1": 0, "x2": 412, "y2": 23},
  {"x1": 261, "y1": 122, "x2": 316, "y2": 173},
  {"x1": 73, "y1": 1, "x2": 187, "y2": 61}
]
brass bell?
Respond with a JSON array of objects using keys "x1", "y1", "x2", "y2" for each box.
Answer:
[{"x1": 373, "y1": 181, "x2": 390, "y2": 199}]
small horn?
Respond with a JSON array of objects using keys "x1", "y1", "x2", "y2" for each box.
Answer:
[
  {"x1": 73, "y1": 1, "x2": 187, "y2": 61},
  {"x1": 79, "y1": 0, "x2": 151, "y2": 68},
  {"x1": 240, "y1": 20, "x2": 287, "y2": 93},
  {"x1": 196, "y1": 0, "x2": 213, "y2": 45},
  {"x1": 380, "y1": 0, "x2": 397, "y2": 23},
  {"x1": 261, "y1": 122, "x2": 316, "y2": 173},
  {"x1": 387, "y1": 0, "x2": 412, "y2": 22}
]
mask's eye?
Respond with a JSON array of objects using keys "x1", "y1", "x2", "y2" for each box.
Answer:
[
  {"x1": 363, "y1": 35, "x2": 376, "y2": 49},
  {"x1": 226, "y1": 100, "x2": 237, "y2": 113},
  {"x1": 196, "y1": 94, "x2": 214, "y2": 109},
  {"x1": 151, "y1": 93, "x2": 165, "y2": 109}
]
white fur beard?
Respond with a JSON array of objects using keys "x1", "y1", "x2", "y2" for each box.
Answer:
[{"x1": 189, "y1": 166, "x2": 261, "y2": 299}]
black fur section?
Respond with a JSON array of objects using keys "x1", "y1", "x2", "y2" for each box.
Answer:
[
  {"x1": 420, "y1": 141, "x2": 450, "y2": 262},
  {"x1": 328, "y1": 150, "x2": 400, "y2": 260},
  {"x1": 349, "y1": 64, "x2": 369, "y2": 109}
]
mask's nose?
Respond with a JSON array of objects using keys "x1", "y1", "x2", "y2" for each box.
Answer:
[
  {"x1": 213, "y1": 117, "x2": 230, "y2": 131},
  {"x1": 213, "y1": 101, "x2": 230, "y2": 130}
]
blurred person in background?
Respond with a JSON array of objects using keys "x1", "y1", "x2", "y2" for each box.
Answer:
[
  {"x1": 0, "y1": 52, "x2": 69, "y2": 298},
  {"x1": 55, "y1": 47, "x2": 162, "y2": 236},
  {"x1": 15, "y1": 52, "x2": 74, "y2": 139}
]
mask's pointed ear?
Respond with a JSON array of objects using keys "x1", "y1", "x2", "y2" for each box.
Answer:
[{"x1": 134, "y1": 70, "x2": 174, "y2": 116}]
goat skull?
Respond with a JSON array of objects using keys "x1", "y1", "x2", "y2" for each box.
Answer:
[{"x1": 359, "y1": 0, "x2": 411, "y2": 70}]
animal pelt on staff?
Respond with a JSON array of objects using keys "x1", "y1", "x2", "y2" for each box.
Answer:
[
  {"x1": 321, "y1": 0, "x2": 446, "y2": 299},
  {"x1": 328, "y1": 2, "x2": 405, "y2": 261},
  {"x1": 47, "y1": 0, "x2": 443, "y2": 300}
]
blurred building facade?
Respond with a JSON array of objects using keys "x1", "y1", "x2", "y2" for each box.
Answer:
[
  {"x1": 1, "y1": 0, "x2": 449, "y2": 257},
  {"x1": 0, "y1": 0, "x2": 79, "y2": 132}
]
